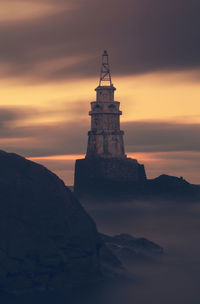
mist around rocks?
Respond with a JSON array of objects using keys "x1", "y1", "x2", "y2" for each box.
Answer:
[
  {"x1": 0, "y1": 150, "x2": 199, "y2": 304},
  {"x1": 79, "y1": 196, "x2": 200, "y2": 304},
  {"x1": 2, "y1": 193, "x2": 200, "y2": 304}
]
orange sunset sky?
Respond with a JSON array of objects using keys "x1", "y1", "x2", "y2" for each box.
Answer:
[{"x1": 0, "y1": 0, "x2": 200, "y2": 185}]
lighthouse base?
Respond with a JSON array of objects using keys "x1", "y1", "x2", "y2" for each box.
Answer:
[{"x1": 74, "y1": 157, "x2": 147, "y2": 197}]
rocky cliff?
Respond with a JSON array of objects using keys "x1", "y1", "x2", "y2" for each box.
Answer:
[{"x1": 0, "y1": 150, "x2": 104, "y2": 294}]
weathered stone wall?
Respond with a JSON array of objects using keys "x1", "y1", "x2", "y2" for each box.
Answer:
[
  {"x1": 87, "y1": 131, "x2": 125, "y2": 158},
  {"x1": 76, "y1": 79, "x2": 147, "y2": 196},
  {"x1": 86, "y1": 85, "x2": 125, "y2": 159},
  {"x1": 91, "y1": 113, "x2": 120, "y2": 130},
  {"x1": 74, "y1": 157, "x2": 147, "y2": 195},
  {"x1": 95, "y1": 85, "x2": 115, "y2": 102}
]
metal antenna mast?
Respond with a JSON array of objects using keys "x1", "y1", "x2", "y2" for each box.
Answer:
[{"x1": 99, "y1": 50, "x2": 112, "y2": 86}]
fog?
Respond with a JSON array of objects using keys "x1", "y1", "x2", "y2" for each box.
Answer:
[
  {"x1": 80, "y1": 197, "x2": 200, "y2": 304},
  {"x1": 1, "y1": 197, "x2": 199, "y2": 304}
]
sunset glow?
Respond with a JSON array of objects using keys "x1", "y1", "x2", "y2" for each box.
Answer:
[{"x1": 0, "y1": 0, "x2": 199, "y2": 184}]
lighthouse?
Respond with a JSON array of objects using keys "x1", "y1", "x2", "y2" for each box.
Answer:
[
  {"x1": 86, "y1": 50, "x2": 125, "y2": 159},
  {"x1": 74, "y1": 51, "x2": 146, "y2": 196}
]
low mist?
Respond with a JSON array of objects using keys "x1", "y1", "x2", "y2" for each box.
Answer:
[
  {"x1": 1, "y1": 197, "x2": 199, "y2": 304},
  {"x1": 80, "y1": 197, "x2": 200, "y2": 304}
]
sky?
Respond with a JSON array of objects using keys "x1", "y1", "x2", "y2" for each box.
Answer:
[{"x1": 0, "y1": 0, "x2": 200, "y2": 185}]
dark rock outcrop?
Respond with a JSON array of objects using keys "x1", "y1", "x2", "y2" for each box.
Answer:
[
  {"x1": 100, "y1": 233, "x2": 163, "y2": 262},
  {"x1": 0, "y1": 150, "x2": 104, "y2": 294},
  {"x1": 146, "y1": 174, "x2": 200, "y2": 199},
  {"x1": 75, "y1": 164, "x2": 200, "y2": 201}
]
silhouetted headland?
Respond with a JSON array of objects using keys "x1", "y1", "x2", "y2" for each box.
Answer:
[
  {"x1": 0, "y1": 150, "x2": 162, "y2": 296},
  {"x1": 0, "y1": 150, "x2": 113, "y2": 295}
]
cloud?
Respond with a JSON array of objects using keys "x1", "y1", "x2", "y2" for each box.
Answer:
[
  {"x1": 140, "y1": 151, "x2": 200, "y2": 183},
  {"x1": 1, "y1": 107, "x2": 199, "y2": 183},
  {"x1": 123, "y1": 120, "x2": 200, "y2": 153},
  {"x1": 0, "y1": 119, "x2": 89, "y2": 157},
  {"x1": 0, "y1": 1, "x2": 64, "y2": 22},
  {"x1": 0, "y1": 0, "x2": 199, "y2": 82},
  {"x1": 0, "y1": 107, "x2": 200, "y2": 157},
  {"x1": 0, "y1": 106, "x2": 38, "y2": 128}
]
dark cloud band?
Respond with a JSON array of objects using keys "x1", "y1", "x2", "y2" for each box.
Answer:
[
  {"x1": 0, "y1": 107, "x2": 199, "y2": 156},
  {"x1": 0, "y1": 0, "x2": 199, "y2": 81}
]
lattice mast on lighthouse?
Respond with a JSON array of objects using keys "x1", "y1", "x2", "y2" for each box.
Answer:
[{"x1": 86, "y1": 50, "x2": 126, "y2": 159}]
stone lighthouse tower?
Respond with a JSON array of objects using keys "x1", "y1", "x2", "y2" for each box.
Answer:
[
  {"x1": 86, "y1": 50, "x2": 125, "y2": 159},
  {"x1": 74, "y1": 51, "x2": 146, "y2": 196}
]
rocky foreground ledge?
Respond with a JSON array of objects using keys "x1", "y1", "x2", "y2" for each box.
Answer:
[
  {"x1": 0, "y1": 150, "x2": 105, "y2": 294},
  {"x1": 0, "y1": 150, "x2": 162, "y2": 295},
  {"x1": 100, "y1": 233, "x2": 163, "y2": 262}
]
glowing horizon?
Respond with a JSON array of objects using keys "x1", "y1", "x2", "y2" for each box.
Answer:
[{"x1": 0, "y1": 0, "x2": 199, "y2": 184}]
